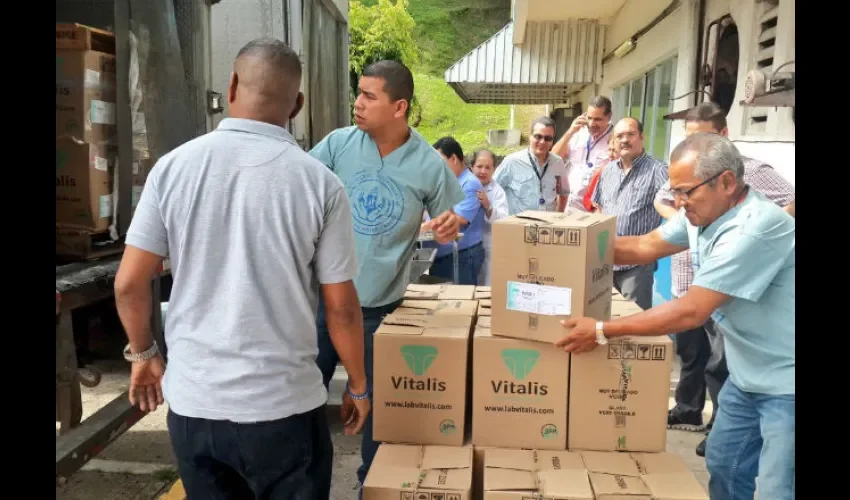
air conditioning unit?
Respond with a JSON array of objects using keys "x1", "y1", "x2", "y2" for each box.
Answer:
[{"x1": 742, "y1": 68, "x2": 795, "y2": 105}]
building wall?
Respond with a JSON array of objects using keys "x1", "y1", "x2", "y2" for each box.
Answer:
[{"x1": 597, "y1": 0, "x2": 795, "y2": 184}]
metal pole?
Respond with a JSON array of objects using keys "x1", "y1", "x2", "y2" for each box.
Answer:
[{"x1": 115, "y1": 0, "x2": 133, "y2": 237}]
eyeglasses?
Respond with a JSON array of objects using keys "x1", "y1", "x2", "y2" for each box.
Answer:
[
  {"x1": 669, "y1": 171, "x2": 725, "y2": 201},
  {"x1": 532, "y1": 134, "x2": 554, "y2": 142}
]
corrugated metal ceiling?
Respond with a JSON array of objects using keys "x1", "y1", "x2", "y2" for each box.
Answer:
[{"x1": 445, "y1": 20, "x2": 605, "y2": 104}]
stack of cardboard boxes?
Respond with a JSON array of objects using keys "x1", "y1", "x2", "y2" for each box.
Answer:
[
  {"x1": 56, "y1": 23, "x2": 152, "y2": 259},
  {"x1": 363, "y1": 210, "x2": 708, "y2": 499}
]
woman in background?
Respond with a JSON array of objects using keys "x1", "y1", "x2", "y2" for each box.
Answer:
[{"x1": 470, "y1": 149, "x2": 509, "y2": 286}]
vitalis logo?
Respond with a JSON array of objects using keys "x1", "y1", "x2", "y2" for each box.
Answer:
[
  {"x1": 393, "y1": 345, "x2": 446, "y2": 392},
  {"x1": 492, "y1": 349, "x2": 548, "y2": 395},
  {"x1": 592, "y1": 230, "x2": 612, "y2": 283}
]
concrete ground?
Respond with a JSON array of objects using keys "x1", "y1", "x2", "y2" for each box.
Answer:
[{"x1": 56, "y1": 356, "x2": 711, "y2": 500}]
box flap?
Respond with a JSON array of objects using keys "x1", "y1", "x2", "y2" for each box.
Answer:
[
  {"x1": 641, "y1": 473, "x2": 708, "y2": 500},
  {"x1": 536, "y1": 451, "x2": 586, "y2": 471},
  {"x1": 581, "y1": 451, "x2": 641, "y2": 476},
  {"x1": 375, "y1": 323, "x2": 425, "y2": 336},
  {"x1": 362, "y1": 465, "x2": 424, "y2": 490},
  {"x1": 419, "y1": 468, "x2": 472, "y2": 490},
  {"x1": 588, "y1": 472, "x2": 651, "y2": 496},
  {"x1": 398, "y1": 300, "x2": 479, "y2": 316},
  {"x1": 370, "y1": 444, "x2": 423, "y2": 468},
  {"x1": 484, "y1": 468, "x2": 537, "y2": 492},
  {"x1": 405, "y1": 284, "x2": 476, "y2": 300},
  {"x1": 474, "y1": 289, "x2": 492, "y2": 299},
  {"x1": 631, "y1": 452, "x2": 690, "y2": 474},
  {"x1": 498, "y1": 210, "x2": 614, "y2": 228},
  {"x1": 477, "y1": 316, "x2": 492, "y2": 328},
  {"x1": 484, "y1": 449, "x2": 535, "y2": 471},
  {"x1": 420, "y1": 445, "x2": 472, "y2": 470},
  {"x1": 473, "y1": 326, "x2": 492, "y2": 338},
  {"x1": 478, "y1": 299, "x2": 492, "y2": 308},
  {"x1": 476, "y1": 286, "x2": 492, "y2": 292},
  {"x1": 537, "y1": 469, "x2": 594, "y2": 499}
]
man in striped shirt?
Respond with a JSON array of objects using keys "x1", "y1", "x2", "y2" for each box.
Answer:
[
  {"x1": 655, "y1": 102, "x2": 795, "y2": 457},
  {"x1": 592, "y1": 117, "x2": 669, "y2": 310}
]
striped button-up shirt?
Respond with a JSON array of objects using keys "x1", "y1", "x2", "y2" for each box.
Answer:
[
  {"x1": 592, "y1": 151, "x2": 669, "y2": 271},
  {"x1": 655, "y1": 155, "x2": 795, "y2": 297}
]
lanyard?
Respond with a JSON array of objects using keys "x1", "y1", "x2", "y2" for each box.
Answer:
[
  {"x1": 527, "y1": 151, "x2": 550, "y2": 196},
  {"x1": 584, "y1": 125, "x2": 613, "y2": 165}
]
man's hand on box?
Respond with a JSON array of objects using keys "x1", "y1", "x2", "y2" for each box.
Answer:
[{"x1": 555, "y1": 317, "x2": 599, "y2": 354}]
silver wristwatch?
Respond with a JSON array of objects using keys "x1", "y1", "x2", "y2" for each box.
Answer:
[
  {"x1": 595, "y1": 321, "x2": 608, "y2": 345},
  {"x1": 123, "y1": 342, "x2": 160, "y2": 362}
]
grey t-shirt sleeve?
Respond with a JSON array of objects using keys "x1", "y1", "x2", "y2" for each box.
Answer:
[
  {"x1": 124, "y1": 169, "x2": 168, "y2": 257},
  {"x1": 314, "y1": 185, "x2": 359, "y2": 284}
]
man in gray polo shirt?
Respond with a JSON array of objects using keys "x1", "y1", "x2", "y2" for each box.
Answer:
[{"x1": 114, "y1": 38, "x2": 369, "y2": 500}]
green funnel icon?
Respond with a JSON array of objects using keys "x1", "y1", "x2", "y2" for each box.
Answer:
[
  {"x1": 501, "y1": 349, "x2": 540, "y2": 380},
  {"x1": 400, "y1": 345, "x2": 438, "y2": 376},
  {"x1": 56, "y1": 150, "x2": 67, "y2": 171},
  {"x1": 597, "y1": 230, "x2": 610, "y2": 261}
]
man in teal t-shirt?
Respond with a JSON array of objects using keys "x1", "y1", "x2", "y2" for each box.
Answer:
[
  {"x1": 555, "y1": 133, "x2": 794, "y2": 500},
  {"x1": 309, "y1": 60, "x2": 464, "y2": 489}
]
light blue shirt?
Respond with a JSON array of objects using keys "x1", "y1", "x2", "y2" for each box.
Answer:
[
  {"x1": 309, "y1": 126, "x2": 465, "y2": 307},
  {"x1": 431, "y1": 168, "x2": 484, "y2": 258},
  {"x1": 493, "y1": 148, "x2": 569, "y2": 214},
  {"x1": 659, "y1": 189, "x2": 795, "y2": 395}
]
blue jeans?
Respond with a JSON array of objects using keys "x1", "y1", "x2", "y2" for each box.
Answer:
[
  {"x1": 166, "y1": 406, "x2": 332, "y2": 500},
  {"x1": 315, "y1": 296, "x2": 401, "y2": 487},
  {"x1": 429, "y1": 242, "x2": 485, "y2": 285},
  {"x1": 706, "y1": 381, "x2": 795, "y2": 500}
]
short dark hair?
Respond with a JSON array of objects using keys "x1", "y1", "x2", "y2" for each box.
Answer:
[
  {"x1": 530, "y1": 116, "x2": 556, "y2": 133},
  {"x1": 362, "y1": 60, "x2": 414, "y2": 104},
  {"x1": 235, "y1": 37, "x2": 302, "y2": 80},
  {"x1": 685, "y1": 102, "x2": 727, "y2": 132},
  {"x1": 588, "y1": 95, "x2": 613, "y2": 115},
  {"x1": 471, "y1": 148, "x2": 497, "y2": 166},
  {"x1": 618, "y1": 116, "x2": 644, "y2": 134},
  {"x1": 433, "y1": 136, "x2": 464, "y2": 162}
]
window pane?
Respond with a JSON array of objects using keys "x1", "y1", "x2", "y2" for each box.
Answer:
[
  {"x1": 629, "y1": 77, "x2": 645, "y2": 121},
  {"x1": 644, "y1": 68, "x2": 658, "y2": 156},
  {"x1": 612, "y1": 86, "x2": 627, "y2": 121},
  {"x1": 656, "y1": 57, "x2": 677, "y2": 159}
]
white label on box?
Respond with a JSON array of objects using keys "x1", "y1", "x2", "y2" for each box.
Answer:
[
  {"x1": 90, "y1": 100, "x2": 116, "y2": 125},
  {"x1": 132, "y1": 186, "x2": 143, "y2": 207},
  {"x1": 85, "y1": 69, "x2": 101, "y2": 87},
  {"x1": 506, "y1": 281, "x2": 572, "y2": 316},
  {"x1": 99, "y1": 194, "x2": 113, "y2": 218},
  {"x1": 93, "y1": 157, "x2": 108, "y2": 171}
]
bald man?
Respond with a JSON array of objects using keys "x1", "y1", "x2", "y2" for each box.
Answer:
[{"x1": 114, "y1": 38, "x2": 368, "y2": 499}]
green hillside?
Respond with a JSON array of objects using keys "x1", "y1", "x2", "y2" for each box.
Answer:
[{"x1": 358, "y1": 0, "x2": 544, "y2": 155}]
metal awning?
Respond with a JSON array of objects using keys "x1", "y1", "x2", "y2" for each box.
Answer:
[{"x1": 444, "y1": 20, "x2": 605, "y2": 105}]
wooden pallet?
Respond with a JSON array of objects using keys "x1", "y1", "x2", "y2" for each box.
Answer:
[{"x1": 56, "y1": 227, "x2": 123, "y2": 263}]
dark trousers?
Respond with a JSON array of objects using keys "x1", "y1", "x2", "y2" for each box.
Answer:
[
  {"x1": 428, "y1": 242, "x2": 485, "y2": 285},
  {"x1": 315, "y1": 296, "x2": 401, "y2": 486},
  {"x1": 167, "y1": 406, "x2": 333, "y2": 500},
  {"x1": 671, "y1": 317, "x2": 730, "y2": 429},
  {"x1": 613, "y1": 263, "x2": 656, "y2": 311}
]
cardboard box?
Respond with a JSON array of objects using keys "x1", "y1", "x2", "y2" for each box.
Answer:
[
  {"x1": 490, "y1": 211, "x2": 616, "y2": 343},
  {"x1": 568, "y1": 335, "x2": 672, "y2": 452},
  {"x1": 482, "y1": 448, "x2": 593, "y2": 499},
  {"x1": 476, "y1": 299, "x2": 491, "y2": 317},
  {"x1": 474, "y1": 286, "x2": 491, "y2": 299},
  {"x1": 472, "y1": 326, "x2": 569, "y2": 449},
  {"x1": 56, "y1": 23, "x2": 115, "y2": 53},
  {"x1": 373, "y1": 314, "x2": 473, "y2": 446},
  {"x1": 56, "y1": 226, "x2": 121, "y2": 260},
  {"x1": 632, "y1": 452, "x2": 708, "y2": 500},
  {"x1": 56, "y1": 136, "x2": 116, "y2": 231},
  {"x1": 57, "y1": 47, "x2": 117, "y2": 144},
  {"x1": 582, "y1": 451, "x2": 708, "y2": 500},
  {"x1": 394, "y1": 299, "x2": 479, "y2": 317},
  {"x1": 363, "y1": 444, "x2": 472, "y2": 500},
  {"x1": 405, "y1": 284, "x2": 476, "y2": 300}
]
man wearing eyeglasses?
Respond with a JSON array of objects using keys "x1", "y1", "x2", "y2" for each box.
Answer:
[
  {"x1": 557, "y1": 133, "x2": 795, "y2": 500},
  {"x1": 493, "y1": 116, "x2": 569, "y2": 214},
  {"x1": 591, "y1": 117, "x2": 669, "y2": 311},
  {"x1": 655, "y1": 102, "x2": 795, "y2": 458}
]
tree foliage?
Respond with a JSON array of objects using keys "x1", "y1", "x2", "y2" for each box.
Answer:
[{"x1": 348, "y1": 0, "x2": 420, "y2": 123}]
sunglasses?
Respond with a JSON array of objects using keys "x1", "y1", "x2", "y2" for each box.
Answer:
[{"x1": 532, "y1": 134, "x2": 554, "y2": 142}]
